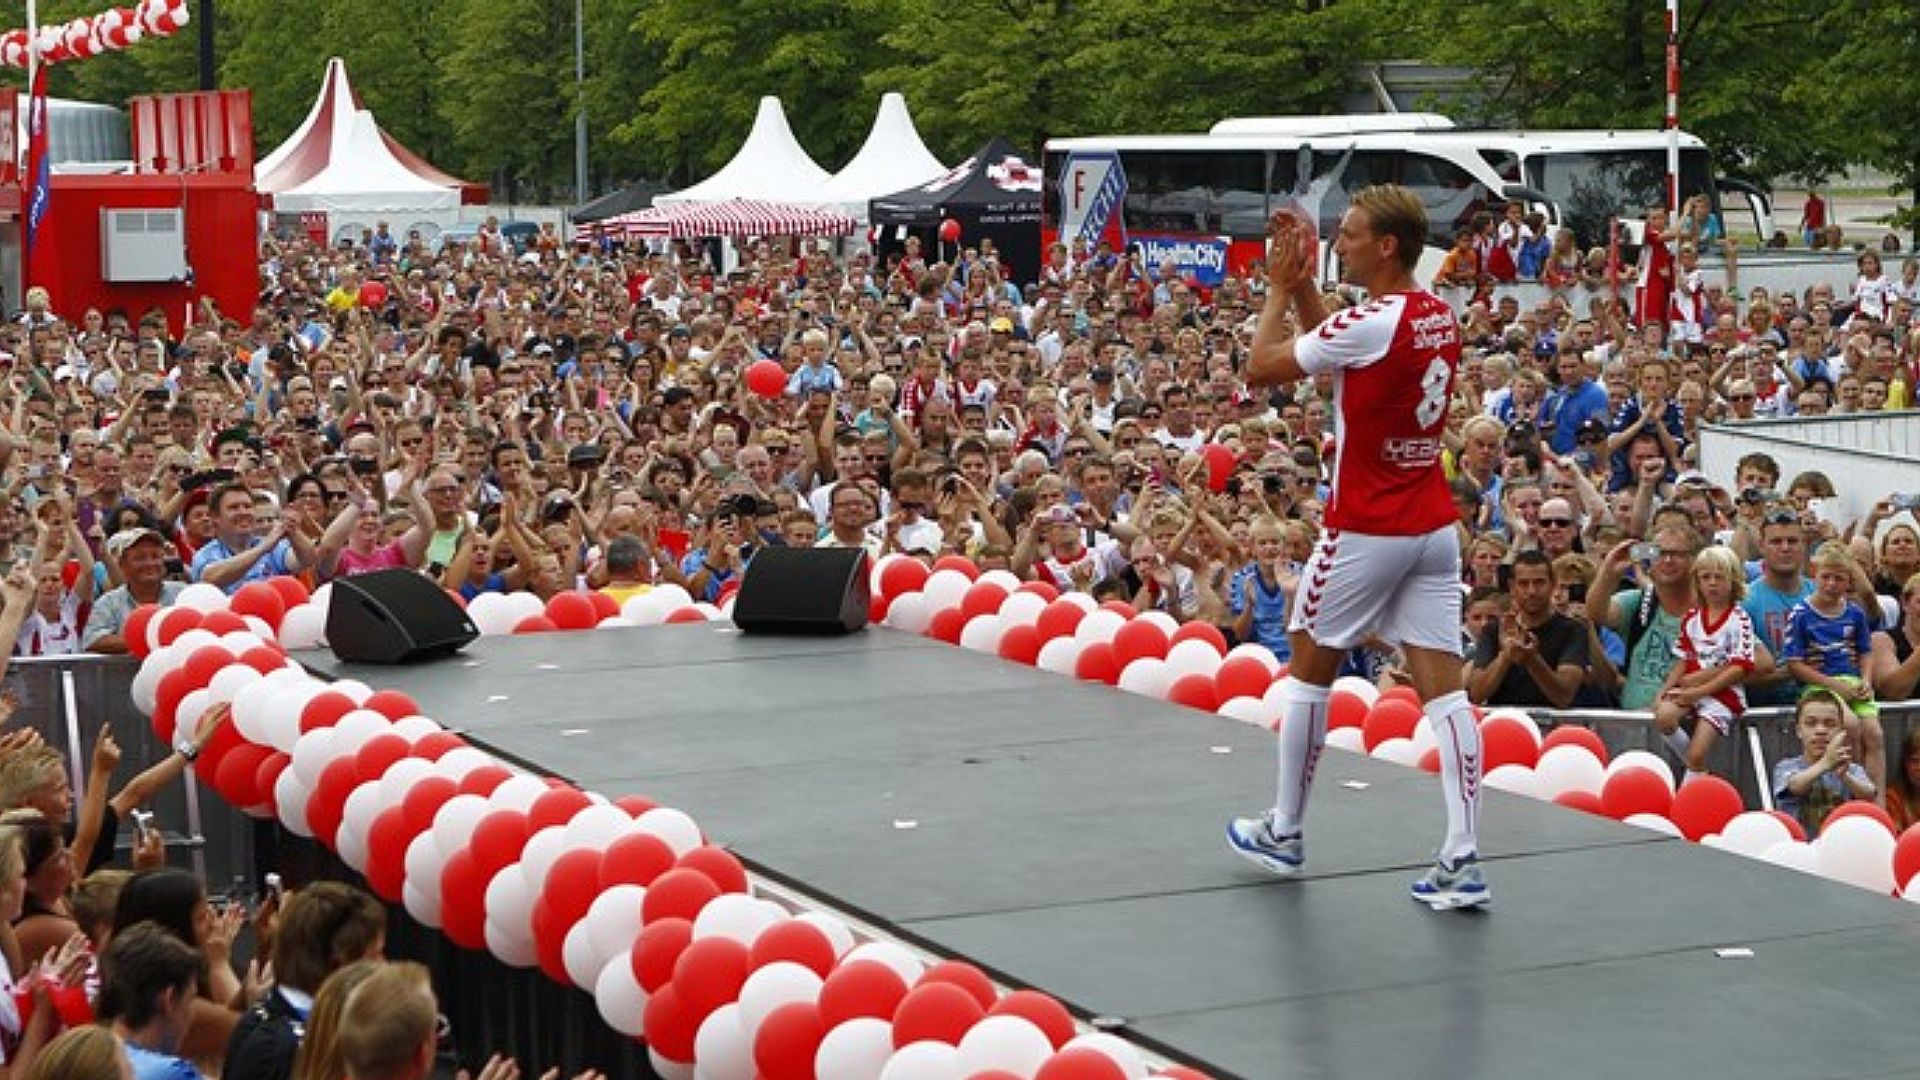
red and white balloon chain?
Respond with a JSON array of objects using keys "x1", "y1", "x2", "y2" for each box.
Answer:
[{"x1": 1, "y1": 0, "x2": 190, "y2": 69}]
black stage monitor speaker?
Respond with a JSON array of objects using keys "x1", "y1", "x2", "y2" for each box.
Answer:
[
  {"x1": 733, "y1": 547, "x2": 870, "y2": 635},
  {"x1": 327, "y1": 569, "x2": 480, "y2": 663}
]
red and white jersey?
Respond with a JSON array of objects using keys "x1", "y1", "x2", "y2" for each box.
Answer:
[
  {"x1": 1294, "y1": 291, "x2": 1460, "y2": 535},
  {"x1": 1674, "y1": 605, "x2": 1757, "y2": 714}
]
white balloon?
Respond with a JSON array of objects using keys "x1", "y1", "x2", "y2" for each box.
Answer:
[
  {"x1": 1261, "y1": 677, "x2": 1292, "y2": 715},
  {"x1": 404, "y1": 832, "x2": 448, "y2": 899},
  {"x1": 470, "y1": 594, "x2": 519, "y2": 636},
  {"x1": 1906, "y1": 873, "x2": 1920, "y2": 902},
  {"x1": 379, "y1": 758, "x2": 438, "y2": 806},
  {"x1": 403, "y1": 880, "x2": 441, "y2": 929},
  {"x1": 814, "y1": 1017, "x2": 893, "y2": 1080},
  {"x1": 1606, "y1": 750, "x2": 1676, "y2": 790},
  {"x1": 958, "y1": 614, "x2": 1008, "y2": 654},
  {"x1": 921, "y1": 570, "x2": 973, "y2": 613},
  {"x1": 278, "y1": 605, "x2": 327, "y2": 649},
  {"x1": 1062, "y1": 1033, "x2": 1149, "y2": 1079},
  {"x1": 1813, "y1": 816, "x2": 1897, "y2": 893},
  {"x1": 1623, "y1": 812, "x2": 1684, "y2": 838},
  {"x1": 878, "y1": 1042, "x2": 962, "y2": 1080},
  {"x1": 129, "y1": 655, "x2": 166, "y2": 717},
  {"x1": 432, "y1": 747, "x2": 494, "y2": 780},
  {"x1": 594, "y1": 951, "x2": 649, "y2": 1036},
  {"x1": 883, "y1": 593, "x2": 933, "y2": 635},
  {"x1": 997, "y1": 592, "x2": 1047, "y2": 627},
  {"x1": 1163, "y1": 639, "x2": 1224, "y2": 678},
  {"x1": 1330, "y1": 675, "x2": 1380, "y2": 707},
  {"x1": 206, "y1": 664, "x2": 261, "y2": 705},
  {"x1": 310, "y1": 583, "x2": 334, "y2": 619},
  {"x1": 330, "y1": 680, "x2": 373, "y2": 705},
  {"x1": 565, "y1": 805, "x2": 634, "y2": 852},
  {"x1": 954, "y1": 1015, "x2": 1053, "y2": 1078},
  {"x1": 431, "y1": 795, "x2": 492, "y2": 856},
  {"x1": 1053, "y1": 591, "x2": 1097, "y2": 613},
  {"x1": 1325, "y1": 727, "x2": 1366, "y2": 754},
  {"x1": 175, "y1": 582, "x2": 229, "y2": 613},
  {"x1": 519, "y1": 826, "x2": 573, "y2": 892},
  {"x1": 331, "y1": 709, "x2": 392, "y2": 753},
  {"x1": 1134, "y1": 610, "x2": 1179, "y2": 637},
  {"x1": 695, "y1": 1004, "x2": 756, "y2": 1080},
  {"x1": 635, "y1": 807, "x2": 703, "y2": 857},
  {"x1": 869, "y1": 554, "x2": 908, "y2": 594},
  {"x1": 584, "y1": 884, "x2": 647, "y2": 958},
  {"x1": 1481, "y1": 707, "x2": 1542, "y2": 746},
  {"x1": 1369, "y1": 737, "x2": 1420, "y2": 767},
  {"x1": 737, "y1": 961, "x2": 825, "y2": 1036},
  {"x1": 218, "y1": 631, "x2": 267, "y2": 654},
  {"x1": 1409, "y1": 717, "x2": 1438, "y2": 758},
  {"x1": 841, "y1": 942, "x2": 923, "y2": 988},
  {"x1": 793, "y1": 912, "x2": 855, "y2": 960},
  {"x1": 241, "y1": 615, "x2": 276, "y2": 639},
  {"x1": 648, "y1": 585, "x2": 693, "y2": 613},
  {"x1": 1484, "y1": 764, "x2": 1542, "y2": 799},
  {"x1": 275, "y1": 769, "x2": 313, "y2": 837},
  {"x1": 1035, "y1": 636, "x2": 1085, "y2": 675},
  {"x1": 336, "y1": 822, "x2": 370, "y2": 872},
  {"x1": 692, "y1": 602, "x2": 724, "y2": 622},
  {"x1": 976, "y1": 569, "x2": 1022, "y2": 593},
  {"x1": 596, "y1": 616, "x2": 637, "y2": 629},
  {"x1": 1224, "y1": 642, "x2": 1282, "y2": 674},
  {"x1": 563, "y1": 920, "x2": 606, "y2": 988},
  {"x1": 1714, "y1": 811, "x2": 1793, "y2": 856},
  {"x1": 1071, "y1": 608, "x2": 1126, "y2": 645},
  {"x1": 649, "y1": 1049, "x2": 693, "y2": 1080},
  {"x1": 489, "y1": 775, "x2": 549, "y2": 812},
  {"x1": 173, "y1": 688, "x2": 212, "y2": 739},
  {"x1": 485, "y1": 864, "x2": 536, "y2": 935},
  {"x1": 231, "y1": 677, "x2": 281, "y2": 744},
  {"x1": 390, "y1": 715, "x2": 444, "y2": 742},
  {"x1": 340, "y1": 784, "x2": 391, "y2": 859},
  {"x1": 485, "y1": 916, "x2": 538, "y2": 968},
  {"x1": 692, "y1": 893, "x2": 781, "y2": 945},
  {"x1": 289, "y1": 728, "x2": 340, "y2": 787},
  {"x1": 1535, "y1": 744, "x2": 1606, "y2": 798},
  {"x1": 1116, "y1": 657, "x2": 1171, "y2": 699},
  {"x1": 1759, "y1": 839, "x2": 1820, "y2": 874}
]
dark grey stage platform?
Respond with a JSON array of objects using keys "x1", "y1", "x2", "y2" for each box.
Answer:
[{"x1": 304, "y1": 625, "x2": 1920, "y2": 1080}]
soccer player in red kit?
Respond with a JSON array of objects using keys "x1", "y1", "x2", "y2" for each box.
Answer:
[{"x1": 1228, "y1": 186, "x2": 1490, "y2": 910}]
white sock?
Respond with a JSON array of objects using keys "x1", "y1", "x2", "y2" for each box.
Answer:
[
  {"x1": 1426, "y1": 690, "x2": 1482, "y2": 865},
  {"x1": 1682, "y1": 768, "x2": 1709, "y2": 787},
  {"x1": 1271, "y1": 678, "x2": 1330, "y2": 837},
  {"x1": 1662, "y1": 727, "x2": 1692, "y2": 758}
]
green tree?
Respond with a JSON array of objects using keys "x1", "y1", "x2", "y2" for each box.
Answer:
[
  {"x1": 316, "y1": 0, "x2": 457, "y2": 168},
  {"x1": 580, "y1": 0, "x2": 670, "y2": 192},
  {"x1": 1798, "y1": 0, "x2": 1920, "y2": 240},
  {"x1": 438, "y1": 0, "x2": 573, "y2": 199},
  {"x1": 222, "y1": 0, "x2": 332, "y2": 151}
]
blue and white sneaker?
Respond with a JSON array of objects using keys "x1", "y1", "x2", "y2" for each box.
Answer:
[
  {"x1": 1410, "y1": 854, "x2": 1491, "y2": 910},
  {"x1": 1227, "y1": 811, "x2": 1304, "y2": 876}
]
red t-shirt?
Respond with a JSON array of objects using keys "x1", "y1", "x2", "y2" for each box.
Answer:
[{"x1": 1293, "y1": 292, "x2": 1461, "y2": 536}]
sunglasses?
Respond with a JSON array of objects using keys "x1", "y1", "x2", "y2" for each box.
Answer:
[
  {"x1": 1764, "y1": 509, "x2": 1802, "y2": 526},
  {"x1": 1538, "y1": 518, "x2": 1573, "y2": 528}
]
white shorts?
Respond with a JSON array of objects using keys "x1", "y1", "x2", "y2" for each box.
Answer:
[
  {"x1": 1695, "y1": 697, "x2": 1735, "y2": 737},
  {"x1": 1290, "y1": 524, "x2": 1463, "y2": 655}
]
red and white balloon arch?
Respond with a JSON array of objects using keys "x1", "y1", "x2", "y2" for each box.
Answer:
[{"x1": 1, "y1": 0, "x2": 190, "y2": 70}]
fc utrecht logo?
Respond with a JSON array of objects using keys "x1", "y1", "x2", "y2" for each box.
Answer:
[{"x1": 987, "y1": 156, "x2": 1041, "y2": 193}]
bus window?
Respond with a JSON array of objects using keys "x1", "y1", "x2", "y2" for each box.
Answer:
[
  {"x1": 1525, "y1": 148, "x2": 1717, "y2": 248},
  {"x1": 1120, "y1": 151, "x2": 1264, "y2": 235},
  {"x1": 1398, "y1": 153, "x2": 1497, "y2": 248}
]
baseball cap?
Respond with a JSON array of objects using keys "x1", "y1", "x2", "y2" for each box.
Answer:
[
  {"x1": 106, "y1": 526, "x2": 166, "y2": 560},
  {"x1": 900, "y1": 335, "x2": 924, "y2": 349},
  {"x1": 1090, "y1": 367, "x2": 1114, "y2": 383},
  {"x1": 531, "y1": 342, "x2": 555, "y2": 357},
  {"x1": 1575, "y1": 417, "x2": 1609, "y2": 443},
  {"x1": 1674, "y1": 470, "x2": 1713, "y2": 488},
  {"x1": 989, "y1": 317, "x2": 1014, "y2": 333}
]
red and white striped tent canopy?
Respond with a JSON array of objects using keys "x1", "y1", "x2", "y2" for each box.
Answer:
[{"x1": 592, "y1": 198, "x2": 857, "y2": 240}]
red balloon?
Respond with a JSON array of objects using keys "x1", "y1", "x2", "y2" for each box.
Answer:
[
  {"x1": 438, "y1": 849, "x2": 490, "y2": 949},
  {"x1": 543, "y1": 848, "x2": 605, "y2": 927},
  {"x1": 1767, "y1": 809, "x2": 1808, "y2": 841},
  {"x1": 891, "y1": 982, "x2": 984, "y2": 1047},
  {"x1": 932, "y1": 555, "x2": 980, "y2": 580},
  {"x1": 532, "y1": 896, "x2": 572, "y2": 985},
  {"x1": 1170, "y1": 621, "x2": 1228, "y2": 654},
  {"x1": 357, "y1": 281, "x2": 390, "y2": 308},
  {"x1": 754, "y1": 1001, "x2": 827, "y2": 1080},
  {"x1": 917, "y1": 960, "x2": 996, "y2": 1010},
  {"x1": 745, "y1": 359, "x2": 788, "y2": 400},
  {"x1": 1540, "y1": 724, "x2": 1610, "y2": 764},
  {"x1": 1380, "y1": 685, "x2": 1422, "y2": 709},
  {"x1": 299, "y1": 692, "x2": 357, "y2": 734},
  {"x1": 456, "y1": 765, "x2": 512, "y2": 798},
  {"x1": 927, "y1": 607, "x2": 968, "y2": 645},
  {"x1": 641, "y1": 868, "x2": 722, "y2": 925},
  {"x1": 987, "y1": 990, "x2": 1076, "y2": 1048},
  {"x1": 1073, "y1": 642, "x2": 1120, "y2": 684},
  {"x1": 470, "y1": 810, "x2": 532, "y2": 876},
  {"x1": 1479, "y1": 717, "x2": 1540, "y2": 771},
  {"x1": 1099, "y1": 600, "x2": 1138, "y2": 620},
  {"x1": 151, "y1": 667, "x2": 193, "y2": 744},
  {"x1": 879, "y1": 558, "x2": 931, "y2": 601},
  {"x1": 663, "y1": 607, "x2": 707, "y2": 625},
  {"x1": 194, "y1": 717, "x2": 246, "y2": 783},
  {"x1": 1826, "y1": 800, "x2": 1897, "y2": 834},
  {"x1": 642, "y1": 985, "x2": 700, "y2": 1063},
  {"x1": 676, "y1": 846, "x2": 748, "y2": 894},
  {"x1": 514, "y1": 615, "x2": 559, "y2": 634},
  {"x1": 410, "y1": 731, "x2": 466, "y2": 761},
  {"x1": 1668, "y1": 775, "x2": 1744, "y2": 841},
  {"x1": 1111, "y1": 620, "x2": 1169, "y2": 668},
  {"x1": 1599, "y1": 768, "x2": 1673, "y2": 821},
  {"x1": 401, "y1": 776, "x2": 459, "y2": 834},
  {"x1": 364, "y1": 806, "x2": 417, "y2": 901},
  {"x1": 1554, "y1": 788, "x2": 1605, "y2": 815},
  {"x1": 198, "y1": 611, "x2": 249, "y2": 637},
  {"x1": 614, "y1": 794, "x2": 657, "y2": 817},
  {"x1": 631, "y1": 917, "x2": 695, "y2": 992},
  {"x1": 818, "y1": 961, "x2": 909, "y2": 1028},
  {"x1": 182, "y1": 646, "x2": 235, "y2": 690},
  {"x1": 938, "y1": 218, "x2": 962, "y2": 243},
  {"x1": 124, "y1": 605, "x2": 160, "y2": 659},
  {"x1": 254, "y1": 753, "x2": 290, "y2": 815},
  {"x1": 545, "y1": 592, "x2": 598, "y2": 631},
  {"x1": 1417, "y1": 747, "x2": 1441, "y2": 773},
  {"x1": 960, "y1": 582, "x2": 1009, "y2": 621},
  {"x1": 600, "y1": 832, "x2": 677, "y2": 889},
  {"x1": 1166, "y1": 673, "x2": 1219, "y2": 712},
  {"x1": 870, "y1": 593, "x2": 894, "y2": 625},
  {"x1": 1327, "y1": 690, "x2": 1370, "y2": 731},
  {"x1": 671, "y1": 936, "x2": 752, "y2": 1019},
  {"x1": 229, "y1": 582, "x2": 288, "y2": 630},
  {"x1": 1034, "y1": 600, "x2": 1086, "y2": 643},
  {"x1": 997, "y1": 624, "x2": 1043, "y2": 665},
  {"x1": 267, "y1": 576, "x2": 311, "y2": 609},
  {"x1": 528, "y1": 787, "x2": 592, "y2": 832},
  {"x1": 1035, "y1": 1049, "x2": 1129, "y2": 1080},
  {"x1": 1017, "y1": 580, "x2": 1059, "y2": 603},
  {"x1": 154, "y1": 607, "x2": 204, "y2": 648},
  {"x1": 1214, "y1": 656, "x2": 1273, "y2": 703},
  {"x1": 213, "y1": 742, "x2": 271, "y2": 808},
  {"x1": 1361, "y1": 698, "x2": 1423, "y2": 751},
  {"x1": 1894, "y1": 824, "x2": 1920, "y2": 893},
  {"x1": 354, "y1": 734, "x2": 411, "y2": 780},
  {"x1": 750, "y1": 920, "x2": 836, "y2": 978},
  {"x1": 238, "y1": 647, "x2": 286, "y2": 676},
  {"x1": 1200, "y1": 443, "x2": 1237, "y2": 493},
  {"x1": 306, "y1": 757, "x2": 362, "y2": 846},
  {"x1": 361, "y1": 690, "x2": 419, "y2": 721},
  {"x1": 587, "y1": 591, "x2": 620, "y2": 621}
]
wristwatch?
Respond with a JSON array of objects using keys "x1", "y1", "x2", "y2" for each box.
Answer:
[{"x1": 174, "y1": 739, "x2": 199, "y2": 762}]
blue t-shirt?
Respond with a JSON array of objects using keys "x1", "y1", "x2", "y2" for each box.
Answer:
[
  {"x1": 1780, "y1": 599, "x2": 1872, "y2": 677},
  {"x1": 1542, "y1": 379, "x2": 1611, "y2": 454},
  {"x1": 1772, "y1": 755, "x2": 1871, "y2": 837},
  {"x1": 1743, "y1": 576, "x2": 1814, "y2": 706},
  {"x1": 189, "y1": 536, "x2": 298, "y2": 595},
  {"x1": 1227, "y1": 563, "x2": 1294, "y2": 661},
  {"x1": 125, "y1": 1043, "x2": 203, "y2": 1080}
]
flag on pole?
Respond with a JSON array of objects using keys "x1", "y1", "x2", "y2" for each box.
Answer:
[{"x1": 24, "y1": 58, "x2": 52, "y2": 290}]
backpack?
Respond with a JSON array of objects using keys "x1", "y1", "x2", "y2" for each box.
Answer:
[{"x1": 1623, "y1": 586, "x2": 1661, "y2": 664}]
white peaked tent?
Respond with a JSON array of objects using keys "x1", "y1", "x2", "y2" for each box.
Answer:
[
  {"x1": 257, "y1": 57, "x2": 482, "y2": 213},
  {"x1": 814, "y1": 93, "x2": 946, "y2": 224},
  {"x1": 655, "y1": 97, "x2": 831, "y2": 206}
]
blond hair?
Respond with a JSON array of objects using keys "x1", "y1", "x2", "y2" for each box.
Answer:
[
  {"x1": 294, "y1": 960, "x2": 385, "y2": 1080},
  {"x1": 0, "y1": 746, "x2": 62, "y2": 813},
  {"x1": 1810, "y1": 540, "x2": 1856, "y2": 573},
  {"x1": 338, "y1": 962, "x2": 436, "y2": 1080},
  {"x1": 1692, "y1": 545, "x2": 1748, "y2": 602},
  {"x1": 1350, "y1": 185, "x2": 1430, "y2": 272},
  {"x1": 26, "y1": 1026, "x2": 124, "y2": 1080}
]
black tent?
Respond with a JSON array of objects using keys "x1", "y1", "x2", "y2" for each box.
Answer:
[
  {"x1": 570, "y1": 179, "x2": 671, "y2": 224},
  {"x1": 869, "y1": 137, "x2": 1043, "y2": 287}
]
